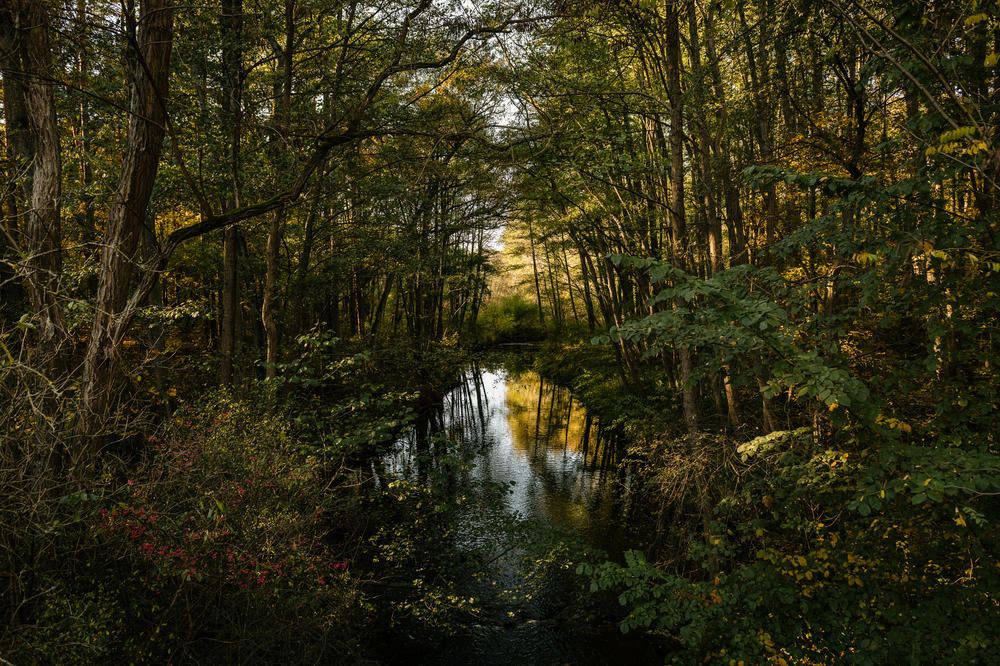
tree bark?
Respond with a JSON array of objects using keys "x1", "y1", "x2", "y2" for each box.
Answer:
[
  {"x1": 78, "y1": 0, "x2": 174, "y2": 446},
  {"x1": 704, "y1": 1, "x2": 747, "y2": 264},
  {"x1": 527, "y1": 218, "x2": 545, "y2": 324},
  {"x1": 6, "y1": 2, "x2": 64, "y2": 353},
  {"x1": 0, "y1": 9, "x2": 31, "y2": 324}
]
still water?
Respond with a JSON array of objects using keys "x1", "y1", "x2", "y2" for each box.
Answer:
[
  {"x1": 386, "y1": 364, "x2": 630, "y2": 551},
  {"x1": 383, "y1": 362, "x2": 661, "y2": 665}
]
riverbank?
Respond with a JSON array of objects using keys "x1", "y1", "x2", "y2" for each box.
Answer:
[
  {"x1": 11, "y1": 338, "x2": 994, "y2": 664},
  {"x1": 4, "y1": 342, "x2": 670, "y2": 664},
  {"x1": 524, "y1": 342, "x2": 1000, "y2": 664},
  {"x1": 2, "y1": 341, "x2": 471, "y2": 664}
]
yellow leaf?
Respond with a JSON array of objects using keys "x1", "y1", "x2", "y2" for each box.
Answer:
[{"x1": 965, "y1": 12, "x2": 989, "y2": 26}]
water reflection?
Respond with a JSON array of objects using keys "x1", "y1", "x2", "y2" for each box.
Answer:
[
  {"x1": 380, "y1": 363, "x2": 661, "y2": 665},
  {"x1": 385, "y1": 364, "x2": 629, "y2": 551}
]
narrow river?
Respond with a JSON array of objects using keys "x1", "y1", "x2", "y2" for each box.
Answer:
[{"x1": 382, "y1": 360, "x2": 662, "y2": 665}]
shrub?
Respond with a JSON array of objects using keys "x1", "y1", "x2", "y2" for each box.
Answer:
[
  {"x1": 5, "y1": 391, "x2": 368, "y2": 664},
  {"x1": 474, "y1": 294, "x2": 545, "y2": 345}
]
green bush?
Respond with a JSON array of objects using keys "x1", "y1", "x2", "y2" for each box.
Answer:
[{"x1": 5, "y1": 392, "x2": 368, "y2": 664}]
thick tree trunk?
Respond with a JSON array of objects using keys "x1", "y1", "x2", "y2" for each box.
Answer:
[
  {"x1": 6, "y1": 2, "x2": 64, "y2": 353},
  {"x1": 77, "y1": 0, "x2": 173, "y2": 446},
  {"x1": 0, "y1": 10, "x2": 32, "y2": 324}
]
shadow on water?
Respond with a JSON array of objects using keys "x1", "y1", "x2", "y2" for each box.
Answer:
[{"x1": 379, "y1": 360, "x2": 664, "y2": 665}]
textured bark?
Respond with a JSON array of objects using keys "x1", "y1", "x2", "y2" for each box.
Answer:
[
  {"x1": 686, "y1": 2, "x2": 722, "y2": 275},
  {"x1": 73, "y1": 0, "x2": 96, "y2": 251},
  {"x1": 577, "y1": 245, "x2": 597, "y2": 332},
  {"x1": 561, "y1": 242, "x2": 579, "y2": 322},
  {"x1": 78, "y1": 0, "x2": 174, "y2": 444},
  {"x1": 293, "y1": 206, "x2": 315, "y2": 333},
  {"x1": 737, "y1": 0, "x2": 777, "y2": 256},
  {"x1": 0, "y1": 10, "x2": 30, "y2": 323},
  {"x1": 141, "y1": 223, "x2": 167, "y2": 401},
  {"x1": 5, "y1": 2, "x2": 64, "y2": 349},
  {"x1": 263, "y1": 207, "x2": 283, "y2": 378},
  {"x1": 527, "y1": 218, "x2": 545, "y2": 323},
  {"x1": 220, "y1": 226, "x2": 239, "y2": 384}
]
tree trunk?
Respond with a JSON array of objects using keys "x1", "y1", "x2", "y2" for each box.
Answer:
[
  {"x1": 220, "y1": 227, "x2": 240, "y2": 384},
  {"x1": 578, "y1": 245, "x2": 597, "y2": 332},
  {"x1": 6, "y1": 2, "x2": 64, "y2": 354},
  {"x1": 686, "y1": 2, "x2": 723, "y2": 275},
  {"x1": 219, "y1": 0, "x2": 243, "y2": 385},
  {"x1": 0, "y1": 9, "x2": 31, "y2": 324},
  {"x1": 78, "y1": 0, "x2": 174, "y2": 446},
  {"x1": 738, "y1": 0, "x2": 777, "y2": 258},
  {"x1": 294, "y1": 206, "x2": 316, "y2": 333},
  {"x1": 704, "y1": 1, "x2": 747, "y2": 264},
  {"x1": 561, "y1": 241, "x2": 579, "y2": 322},
  {"x1": 262, "y1": 0, "x2": 294, "y2": 379},
  {"x1": 527, "y1": 218, "x2": 545, "y2": 324},
  {"x1": 263, "y1": 207, "x2": 283, "y2": 378},
  {"x1": 664, "y1": 3, "x2": 698, "y2": 435}
]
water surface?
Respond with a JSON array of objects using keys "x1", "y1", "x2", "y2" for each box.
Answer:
[
  {"x1": 383, "y1": 362, "x2": 661, "y2": 665},
  {"x1": 386, "y1": 364, "x2": 631, "y2": 551}
]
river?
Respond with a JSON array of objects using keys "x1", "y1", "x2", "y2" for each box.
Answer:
[{"x1": 381, "y1": 360, "x2": 663, "y2": 664}]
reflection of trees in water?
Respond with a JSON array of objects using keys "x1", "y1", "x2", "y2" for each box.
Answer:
[
  {"x1": 384, "y1": 364, "x2": 491, "y2": 485},
  {"x1": 501, "y1": 370, "x2": 625, "y2": 539},
  {"x1": 390, "y1": 367, "x2": 622, "y2": 472},
  {"x1": 384, "y1": 365, "x2": 629, "y2": 550},
  {"x1": 504, "y1": 371, "x2": 617, "y2": 471}
]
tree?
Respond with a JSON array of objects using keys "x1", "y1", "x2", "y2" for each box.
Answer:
[
  {"x1": 1, "y1": 0, "x2": 547, "y2": 453},
  {"x1": 2, "y1": 1, "x2": 64, "y2": 358}
]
